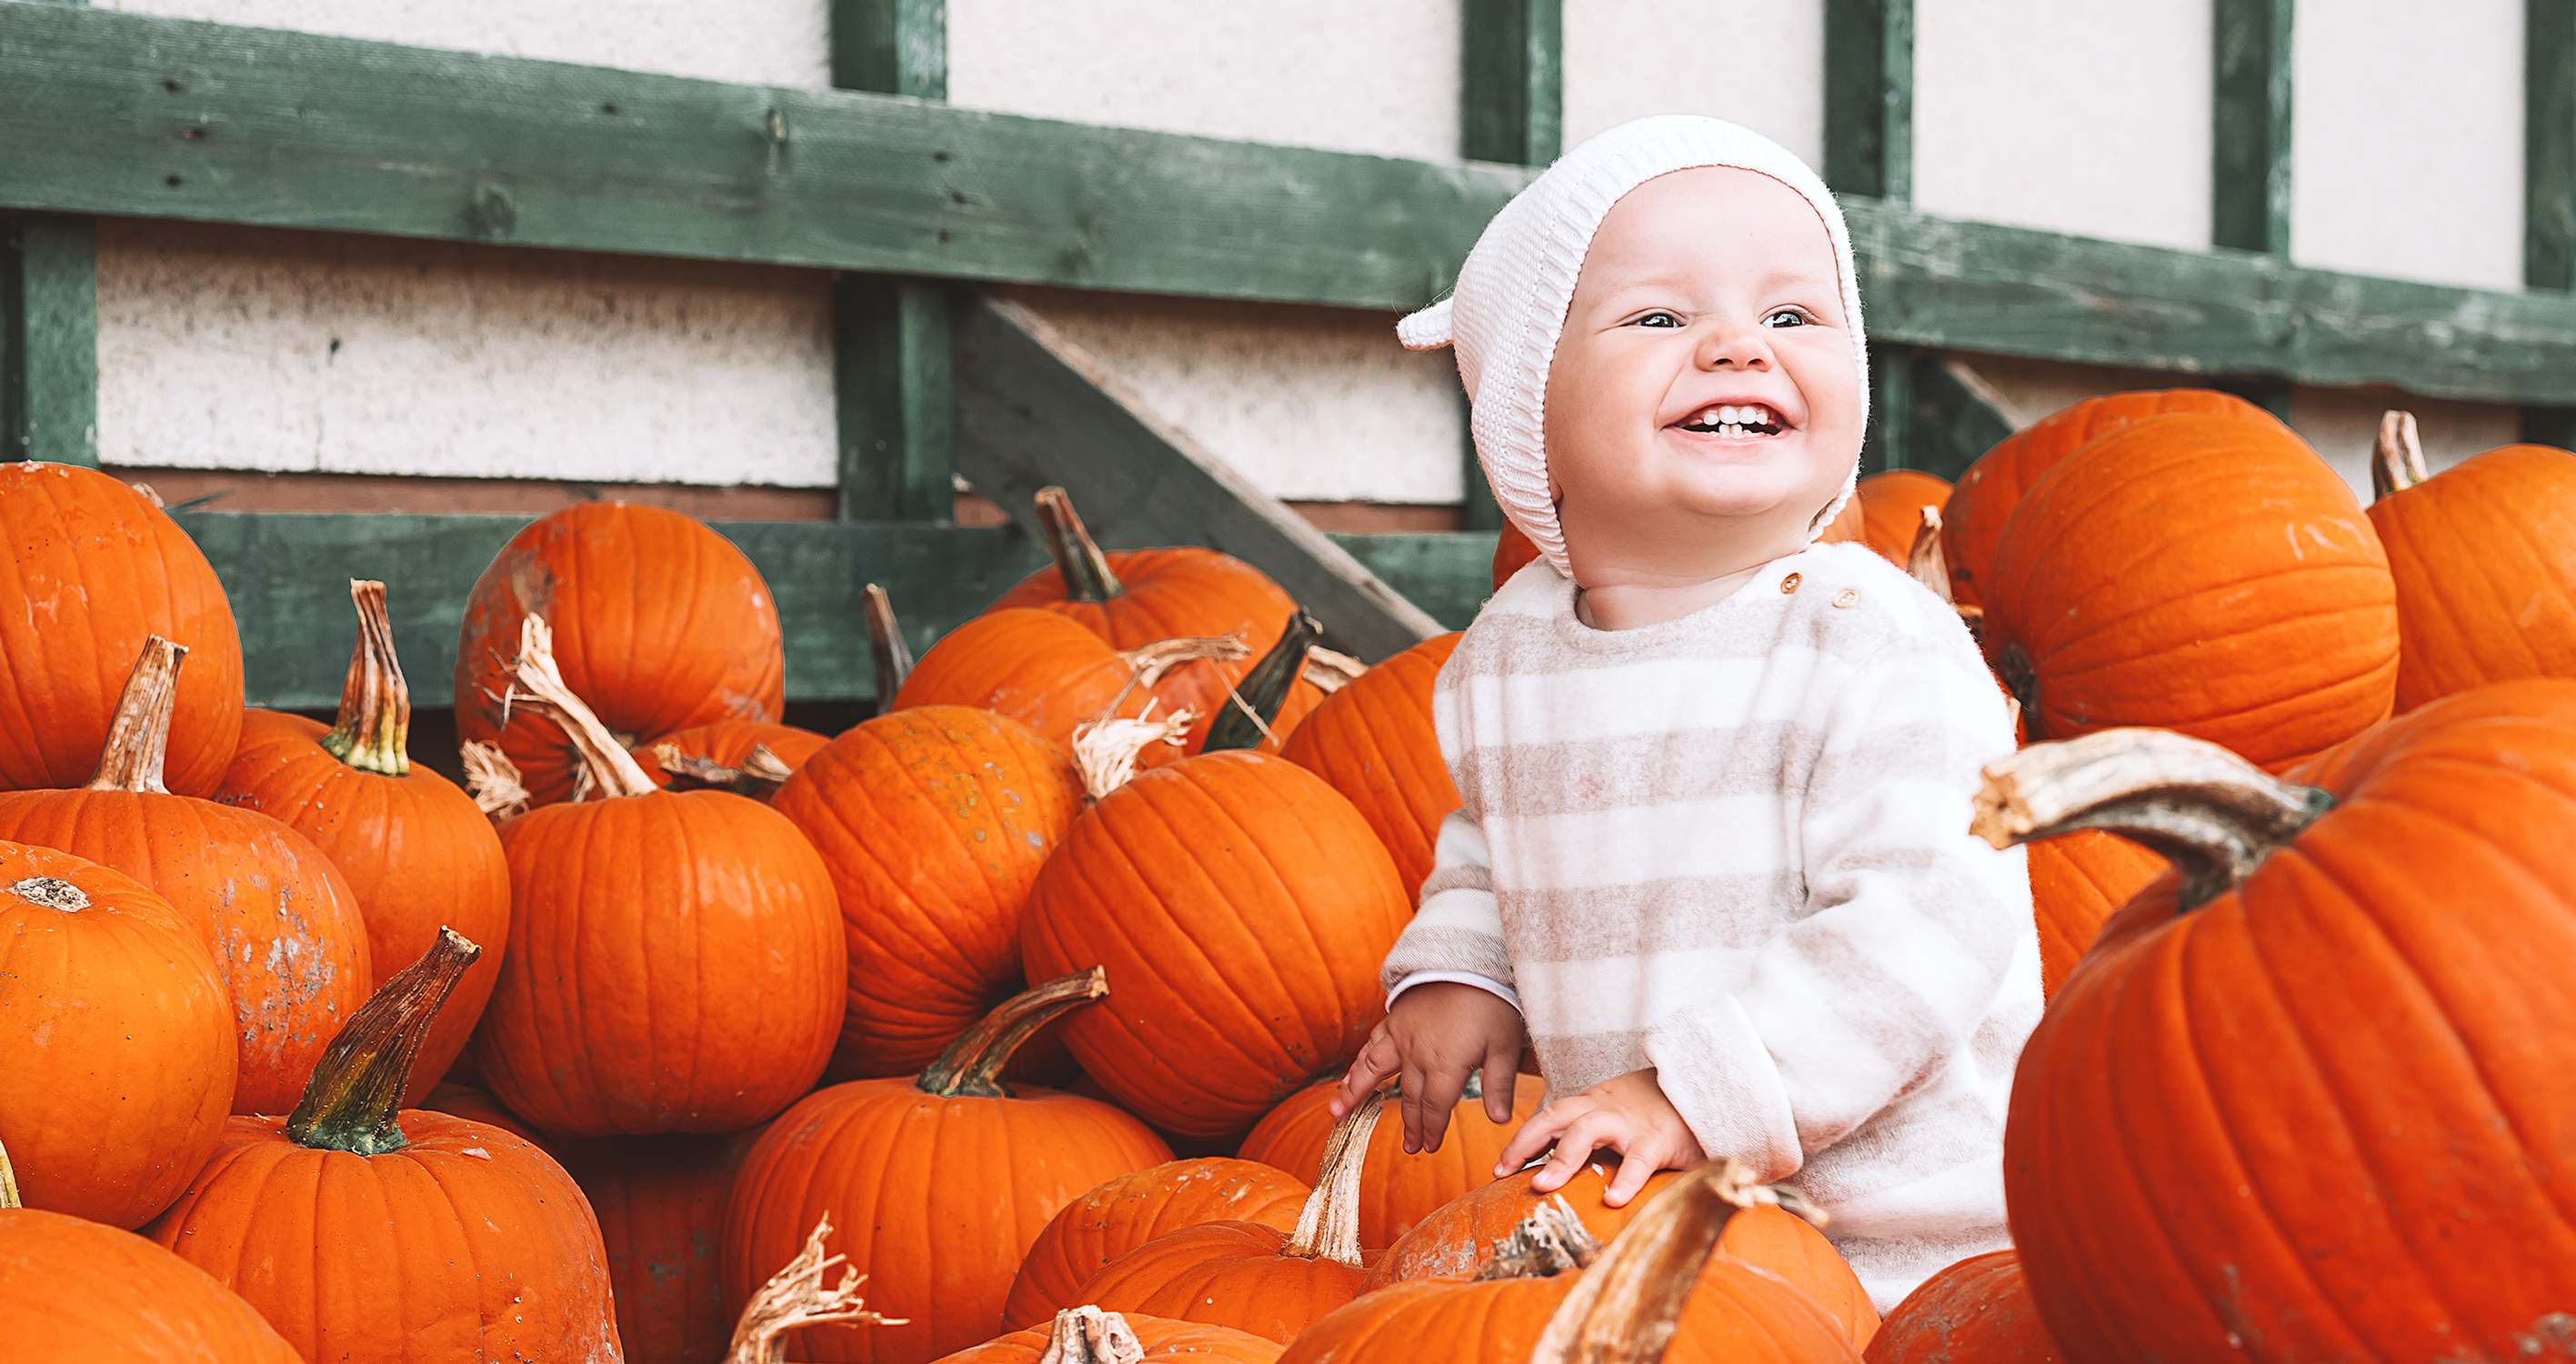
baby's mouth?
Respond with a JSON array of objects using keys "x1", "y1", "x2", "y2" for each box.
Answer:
[{"x1": 1676, "y1": 403, "x2": 1786, "y2": 437}]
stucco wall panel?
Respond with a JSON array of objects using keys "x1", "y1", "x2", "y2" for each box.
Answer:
[{"x1": 1560, "y1": 0, "x2": 1826, "y2": 167}]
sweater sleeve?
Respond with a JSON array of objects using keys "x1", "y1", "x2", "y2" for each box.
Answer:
[
  {"x1": 1642, "y1": 627, "x2": 2028, "y2": 1178},
  {"x1": 1378, "y1": 807, "x2": 1519, "y2": 995}
]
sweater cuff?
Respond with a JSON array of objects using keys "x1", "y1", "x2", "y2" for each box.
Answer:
[
  {"x1": 1642, "y1": 998, "x2": 1803, "y2": 1183},
  {"x1": 1387, "y1": 970, "x2": 1523, "y2": 1012}
]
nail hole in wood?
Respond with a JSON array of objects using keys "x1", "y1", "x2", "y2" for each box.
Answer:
[{"x1": 165, "y1": 175, "x2": 183, "y2": 187}]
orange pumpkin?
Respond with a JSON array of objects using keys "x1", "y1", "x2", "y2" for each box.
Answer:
[
  {"x1": 1854, "y1": 469, "x2": 1953, "y2": 567},
  {"x1": 937, "y1": 1309, "x2": 1282, "y2": 1364},
  {"x1": 1, "y1": 1188, "x2": 302, "y2": 1363},
  {"x1": 1491, "y1": 520, "x2": 1542, "y2": 590},
  {"x1": 632, "y1": 718, "x2": 829, "y2": 795},
  {"x1": 896, "y1": 608, "x2": 1244, "y2": 756},
  {"x1": 0, "y1": 841, "x2": 233, "y2": 1227},
  {"x1": 722, "y1": 970, "x2": 1175, "y2": 1364},
  {"x1": 0, "y1": 637, "x2": 372, "y2": 1115},
  {"x1": 1278, "y1": 631, "x2": 1463, "y2": 904},
  {"x1": 2023, "y1": 831, "x2": 2165, "y2": 998},
  {"x1": 1817, "y1": 494, "x2": 1867, "y2": 546},
  {"x1": 1981, "y1": 697, "x2": 2576, "y2": 1363},
  {"x1": 216, "y1": 580, "x2": 510, "y2": 1105},
  {"x1": 455, "y1": 502, "x2": 785, "y2": 807},
  {"x1": 1003, "y1": 1158, "x2": 1310, "y2": 1330},
  {"x1": 1980, "y1": 413, "x2": 2398, "y2": 772},
  {"x1": 770, "y1": 707, "x2": 1088, "y2": 1080},
  {"x1": 556, "y1": 1128, "x2": 767, "y2": 1364},
  {"x1": 0, "y1": 462, "x2": 245, "y2": 797},
  {"x1": 1866, "y1": 1250, "x2": 2060, "y2": 1363},
  {"x1": 2365, "y1": 417, "x2": 2576, "y2": 711},
  {"x1": 1236, "y1": 1071, "x2": 1540, "y2": 1250},
  {"x1": 419, "y1": 1082, "x2": 552, "y2": 1150},
  {"x1": 1941, "y1": 389, "x2": 2280, "y2": 607},
  {"x1": 468, "y1": 617, "x2": 845, "y2": 1137},
  {"x1": 145, "y1": 929, "x2": 622, "y2": 1364}
]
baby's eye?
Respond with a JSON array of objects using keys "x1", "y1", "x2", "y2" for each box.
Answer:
[
  {"x1": 1762, "y1": 308, "x2": 1809, "y2": 328},
  {"x1": 1630, "y1": 311, "x2": 1683, "y2": 329}
]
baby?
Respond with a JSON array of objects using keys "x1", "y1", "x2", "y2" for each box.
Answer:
[{"x1": 1330, "y1": 115, "x2": 2040, "y2": 1308}]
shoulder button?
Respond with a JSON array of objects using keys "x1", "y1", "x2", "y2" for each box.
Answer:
[
  {"x1": 1779, "y1": 573, "x2": 1801, "y2": 594},
  {"x1": 1832, "y1": 588, "x2": 1860, "y2": 608}
]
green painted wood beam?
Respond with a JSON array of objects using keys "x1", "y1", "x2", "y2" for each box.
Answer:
[
  {"x1": 1824, "y1": 0, "x2": 1912, "y2": 201},
  {"x1": 1462, "y1": 0, "x2": 1561, "y2": 167},
  {"x1": 2213, "y1": 0, "x2": 2293, "y2": 256},
  {"x1": 2526, "y1": 0, "x2": 2576, "y2": 446},
  {"x1": 0, "y1": 211, "x2": 97, "y2": 466},
  {"x1": 834, "y1": 0, "x2": 944, "y2": 101}
]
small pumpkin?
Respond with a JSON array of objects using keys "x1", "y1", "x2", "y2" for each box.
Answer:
[
  {"x1": 2023, "y1": 830, "x2": 2164, "y2": 997},
  {"x1": 633, "y1": 718, "x2": 829, "y2": 797},
  {"x1": 721, "y1": 970, "x2": 1175, "y2": 1364},
  {"x1": 1865, "y1": 1249, "x2": 2060, "y2": 1364},
  {"x1": 1003, "y1": 1158, "x2": 1310, "y2": 1330},
  {"x1": 1237, "y1": 1070, "x2": 1540, "y2": 1250},
  {"x1": 1278, "y1": 631, "x2": 1464, "y2": 905},
  {"x1": 937, "y1": 1307, "x2": 1282, "y2": 1363},
  {"x1": 0, "y1": 841, "x2": 234, "y2": 1228},
  {"x1": 145, "y1": 929, "x2": 623, "y2": 1364},
  {"x1": 895, "y1": 607, "x2": 1247, "y2": 757},
  {"x1": 1491, "y1": 520, "x2": 1543, "y2": 590},
  {"x1": 556, "y1": 1127, "x2": 770, "y2": 1364},
  {"x1": 1853, "y1": 469, "x2": 1953, "y2": 567},
  {"x1": 216, "y1": 579, "x2": 511, "y2": 1105}
]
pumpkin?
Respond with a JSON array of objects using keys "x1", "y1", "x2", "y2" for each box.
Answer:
[
  {"x1": 896, "y1": 607, "x2": 1247, "y2": 757},
  {"x1": 1853, "y1": 469, "x2": 1953, "y2": 567},
  {"x1": 419, "y1": 1081, "x2": 552, "y2": 1150},
  {"x1": 1491, "y1": 519, "x2": 1542, "y2": 590},
  {"x1": 467, "y1": 616, "x2": 845, "y2": 1137},
  {"x1": 145, "y1": 928, "x2": 623, "y2": 1364},
  {"x1": 1365, "y1": 1156, "x2": 1877, "y2": 1349},
  {"x1": 1818, "y1": 494, "x2": 1867, "y2": 546},
  {"x1": 0, "y1": 637, "x2": 373, "y2": 1115},
  {"x1": 1865, "y1": 1250, "x2": 2060, "y2": 1364},
  {"x1": 215, "y1": 580, "x2": 510, "y2": 1105},
  {"x1": 770, "y1": 706, "x2": 1088, "y2": 1080},
  {"x1": 2365, "y1": 410, "x2": 2576, "y2": 711},
  {"x1": 1018, "y1": 731, "x2": 1410, "y2": 1143},
  {"x1": 722, "y1": 970, "x2": 1175, "y2": 1363},
  {"x1": 1278, "y1": 631, "x2": 1464, "y2": 904},
  {"x1": 0, "y1": 461, "x2": 245, "y2": 797},
  {"x1": 1003, "y1": 1158, "x2": 1311, "y2": 1330},
  {"x1": 556, "y1": 1127, "x2": 769, "y2": 1364},
  {"x1": 938, "y1": 1308, "x2": 1282, "y2": 1363},
  {"x1": 1237, "y1": 1070, "x2": 1541, "y2": 1250},
  {"x1": 1980, "y1": 413, "x2": 2399, "y2": 772},
  {"x1": 0, "y1": 1151, "x2": 302, "y2": 1363},
  {"x1": 633, "y1": 718, "x2": 829, "y2": 797},
  {"x1": 454, "y1": 501, "x2": 786, "y2": 807},
  {"x1": 1940, "y1": 389, "x2": 2280, "y2": 608},
  {"x1": 1976, "y1": 698, "x2": 2576, "y2": 1364},
  {"x1": 2023, "y1": 831, "x2": 2164, "y2": 997},
  {"x1": 1278, "y1": 1159, "x2": 1864, "y2": 1364},
  {"x1": 0, "y1": 840, "x2": 233, "y2": 1227}
]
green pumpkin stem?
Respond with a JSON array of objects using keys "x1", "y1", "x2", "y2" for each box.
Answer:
[
  {"x1": 1036, "y1": 486, "x2": 1123, "y2": 603},
  {"x1": 1283, "y1": 1087, "x2": 1387, "y2": 1266},
  {"x1": 1203, "y1": 609, "x2": 1322, "y2": 754},
  {"x1": 0, "y1": 1135, "x2": 19, "y2": 1209},
  {"x1": 864, "y1": 583, "x2": 914, "y2": 706},
  {"x1": 1970, "y1": 727, "x2": 2334, "y2": 911},
  {"x1": 319, "y1": 579, "x2": 412, "y2": 777},
  {"x1": 917, "y1": 968, "x2": 1108, "y2": 1098},
  {"x1": 286, "y1": 928, "x2": 483, "y2": 1155},
  {"x1": 85, "y1": 637, "x2": 185, "y2": 795},
  {"x1": 2371, "y1": 409, "x2": 2428, "y2": 500}
]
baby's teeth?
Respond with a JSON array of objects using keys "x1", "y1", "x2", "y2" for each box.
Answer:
[
  {"x1": 1720, "y1": 423, "x2": 1741, "y2": 437},
  {"x1": 1721, "y1": 406, "x2": 1744, "y2": 425}
]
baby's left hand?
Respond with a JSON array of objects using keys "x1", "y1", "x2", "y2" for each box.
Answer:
[{"x1": 1494, "y1": 1068, "x2": 1707, "y2": 1208}]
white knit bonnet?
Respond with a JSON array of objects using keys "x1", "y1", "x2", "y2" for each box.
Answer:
[{"x1": 1400, "y1": 115, "x2": 1869, "y2": 577}]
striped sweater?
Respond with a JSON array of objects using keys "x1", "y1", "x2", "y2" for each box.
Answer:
[{"x1": 1383, "y1": 542, "x2": 2041, "y2": 1307}]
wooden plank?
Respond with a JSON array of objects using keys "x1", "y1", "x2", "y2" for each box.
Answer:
[
  {"x1": 833, "y1": 0, "x2": 944, "y2": 100},
  {"x1": 1823, "y1": 0, "x2": 1911, "y2": 200},
  {"x1": 2527, "y1": 0, "x2": 2575, "y2": 443},
  {"x1": 2213, "y1": 0, "x2": 2293, "y2": 255},
  {"x1": 1328, "y1": 531, "x2": 1493, "y2": 632},
  {"x1": 1, "y1": 211, "x2": 97, "y2": 466},
  {"x1": 1462, "y1": 0, "x2": 1561, "y2": 166},
  {"x1": 951, "y1": 293, "x2": 1445, "y2": 662}
]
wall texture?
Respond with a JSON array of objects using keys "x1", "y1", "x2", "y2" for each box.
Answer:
[{"x1": 1560, "y1": 0, "x2": 1825, "y2": 166}]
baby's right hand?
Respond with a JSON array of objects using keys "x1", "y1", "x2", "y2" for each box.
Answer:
[{"x1": 1329, "y1": 982, "x2": 1527, "y2": 1155}]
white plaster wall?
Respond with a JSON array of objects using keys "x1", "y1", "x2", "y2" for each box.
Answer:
[
  {"x1": 2290, "y1": 0, "x2": 2523, "y2": 289},
  {"x1": 1560, "y1": 0, "x2": 1825, "y2": 168},
  {"x1": 1912, "y1": 0, "x2": 2211, "y2": 249},
  {"x1": 94, "y1": 221, "x2": 837, "y2": 486}
]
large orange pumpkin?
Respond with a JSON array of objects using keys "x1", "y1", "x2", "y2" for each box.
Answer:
[
  {"x1": 895, "y1": 607, "x2": 1245, "y2": 756},
  {"x1": 722, "y1": 970, "x2": 1176, "y2": 1364},
  {"x1": 0, "y1": 637, "x2": 372, "y2": 1115},
  {"x1": 556, "y1": 1127, "x2": 768, "y2": 1364},
  {"x1": 216, "y1": 580, "x2": 510, "y2": 1105},
  {"x1": 454, "y1": 502, "x2": 785, "y2": 807},
  {"x1": 145, "y1": 929, "x2": 623, "y2": 1364},
  {"x1": 937, "y1": 1308, "x2": 1282, "y2": 1364},
  {"x1": 0, "y1": 1184, "x2": 303, "y2": 1363},
  {"x1": 0, "y1": 841, "x2": 233, "y2": 1227},
  {"x1": 1865, "y1": 1250, "x2": 2059, "y2": 1364},
  {"x1": 2364, "y1": 416, "x2": 2576, "y2": 711},
  {"x1": 1853, "y1": 469, "x2": 1953, "y2": 567},
  {"x1": 1940, "y1": 389, "x2": 2280, "y2": 607},
  {"x1": 1980, "y1": 413, "x2": 2398, "y2": 771},
  {"x1": 1278, "y1": 631, "x2": 1462, "y2": 904},
  {"x1": 1237, "y1": 1070, "x2": 1540, "y2": 1250},
  {"x1": 0, "y1": 462, "x2": 245, "y2": 797},
  {"x1": 2022, "y1": 830, "x2": 2165, "y2": 998},
  {"x1": 419, "y1": 1081, "x2": 552, "y2": 1149},
  {"x1": 1003, "y1": 1158, "x2": 1310, "y2": 1330},
  {"x1": 468, "y1": 617, "x2": 845, "y2": 1137},
  {"x1": 1019, "y1": 745, "x2": 1410, "y2": 1143},
  {"x1": 1980, "y1": 695, "x2": 2576, "y2": 1363},
  {"x1": 770, "y1": 706, "x2": 1088, "y2": 1080}
]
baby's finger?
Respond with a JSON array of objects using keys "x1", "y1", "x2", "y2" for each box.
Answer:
[
  {"x1": 1330, "y1": 1029, "x2": 1398, "y2": 1118},
  {"x1": 1494, "y1": 1100, "x2": 1575, "y2": 1176},
  {"x1": 1601, "y1": 1140, "x2": 1662, "y2": 1208},
  {"x1": 1527, "y1": 1112, "x2": 1609, "y2": 1193},
  {"x1": 1398, "y1": 1059, "x2": 1432, "y2": 1154},
  {"x1": 1480, "y1": 1048, "x2": 1520, "y2": 1126},
  {"x1": 1411, "y1": 1061, "x2": 1471, "y2": 1155}
]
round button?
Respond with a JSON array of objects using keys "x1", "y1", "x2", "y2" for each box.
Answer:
[{"x1": 1779, "y1": 573, "x2": 1801, "y2": 594}]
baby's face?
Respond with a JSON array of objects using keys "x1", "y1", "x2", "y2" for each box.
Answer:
[{"x1": 1543, "y1": 166, "x2": 1861, "y2": 582}]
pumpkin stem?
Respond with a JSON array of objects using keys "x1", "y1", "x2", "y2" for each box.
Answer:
[
  {"x1": 1116, "y1": 636, "x2": 1253, "y2": 692},
  {"x1": 286, "y1": 928, "x2": 483, "y2": 1155},
  {"x1": 1033, "y1": 1307, "x2": 1147, "y2": 1364},
  {"x1": 1301, "y1": 646, "x2": 1367, "y2": 696},
  {"x1": 1475, "y1": 1196, "x2": 1602, "y2": 1280},
  {"x1": 319, "y1": 579, "x2": 413, "y2": 777},
  {"x1": 917, "y1": 968, "x2": 1109, "y2": 1098},
  {"x1": 1070, "y1": 706, "x2": 1196, "y2": 800},
  {"x1": 724, "y1": 1214, "x2": 906, "y2": 1364},
  {"x1": 1527, "y1": 1158, "x2": 1829, "y2": 1364},
  {"x1": 85, "y1": 636, "x2": 185, "y2": 795},
  {"x1": 1971, "y1": 727, "x2": 2335, "y2": 911},
  {"x1": 1204, "y1": 610, "x2": 1322, "y2": 753},
  {"x1": 2371, "y1": 409, "x2": 2428, "y2": 500},
  {"x1": 497, "y1": 615, "x2": 658, "y2": 800},
  {"x1": 864, "y1": 584, "x2": 914, "y2": 706},
  {"x1": 1283, "y1": 1087, "x2": 1387, "y2": 1266},
  {"x1": 1036, "y1": 486, "x2": 1124, "y2": 603},
  {"x1": 650, "y1": 743, "x2": 797, "y2": 801},
  {"x1": 0, "y1": 1135, "x2": 18, "y2": 1209},
  {"x1": 462, "y1": 740, "x2": 533, "y2": 823},
  {"x1": 1995, "y1": 640, "x2": 2041, "y2": 741}
]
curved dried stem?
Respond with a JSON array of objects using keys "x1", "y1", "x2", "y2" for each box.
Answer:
[
  {"x1": 496, "y1": 615, "x2": 657, "y2": 800},
  {"x1": 1908, "y1": 506, "x2": 1986, "y2": 644},
  {"x1": 0, "y1": 1135, "x2": 18, "y2": 1209},
  {"x1": 320, "y1": 580, "x2": 413, "y2": 777},
  {"x1": 650, "y1": 742, "x2": 797, "y2": 801},
  {"x1": 1117, "y1": 636, "x2": 1252, "y2": 693},
  {"x1": 1285, "y1": 1087, "x2": 1387, "y2": 1266},
  {"x1": 917, "y1": 968, "x2": 1109, "y2": 1098},
  {"x1": 724, "y1": 1214, "x2": 906, "y2": 1364},
  {"x1": 1071, "y1": 706, "x2": 1196, "y2": 800},
  {"x1": 462, "y1": 741, "x2": 531, "y2": 824},
  {"x1": 1206, "y1": 610, "x2": 1322, "y2": 754},
  {"x1": 1033, "y1": 1307, "x2": 1147, "y2": 1364},
  {"x1": 86, "y1": 637, "x2": 185, "y2": 795},
  {"x1": 1476, "y1": 1196, "x2": 1602, "y2": 1280},
  {"x1": 1302, "y1": 647, "x2": 1367, "y2": 695},
  {"x1": 2372, "y1": 410, "x2": 2428, "y2": 500},
  {"x1": 864, "y1": 584, "x2": 914, "y2": 705},
  {"x1": 1971, "y1": 727, "x2": 2334, "y2": 911},
  {"x1": 287, "y1": 928, "x2": 483, "y2": 1155},
  {"x1": 1036, "y1": 487, "x2": 1125, "y2": 603}
]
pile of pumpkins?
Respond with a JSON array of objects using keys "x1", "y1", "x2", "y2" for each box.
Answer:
[{"x1": 2, "y1": 384, "x2": 2571, "y2": 1364}]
